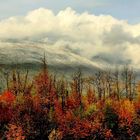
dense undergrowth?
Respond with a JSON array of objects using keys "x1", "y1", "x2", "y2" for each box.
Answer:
[{"x1": 1, "y1": 60, "x2": 140, "y2": 139}]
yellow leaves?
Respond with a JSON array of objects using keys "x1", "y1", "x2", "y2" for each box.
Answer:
[
  {"x1": 48, "y1": 129, "x2": 63, "y2": 140},
  {"x1": 118, "y1": 99, "x2": 135, "y2": 127},
  {"x1": 87, "y1": 88, "x2": 96, "y2": 105},
  {"x1": 84, "y1": 104, "x2": 97, "y2": 117},
  {"x1": 104, "y1": 98, "x2": 136, "y2": 128},
  {"x1": 105, "y1": 98, "x2": 114, "y2": 107},
  {"x1": 15, "y1": 93, "x2": 25, "y2": 105},
  {"x1": 120, "y1": 100, "x2": 135, "y2": 117}
]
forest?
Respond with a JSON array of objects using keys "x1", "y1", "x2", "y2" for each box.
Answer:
[{"x1": 1, "y1": 57, "x2": 140, "y2": 140}]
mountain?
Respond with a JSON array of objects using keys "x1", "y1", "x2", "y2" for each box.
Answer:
[{"x1": 0, "y1": 42, "x2": 103, "y2": 76}]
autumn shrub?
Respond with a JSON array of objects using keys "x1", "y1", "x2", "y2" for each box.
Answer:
[
  {"x1": 116, "y1": 100, "x2": 137, "y2": 139},
  {"x1": 5, "y1": 124, "x2": 25, "y2": 140},
  {"x1": 14, "y1": 94, "x2": 56, "y2": 140},
  {"x1": 0, "y1": 91, "x2": 15, "y2": 139}
]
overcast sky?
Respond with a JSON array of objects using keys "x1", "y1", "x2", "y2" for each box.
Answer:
[
  {"x1": 0, "y1": 0, "x2": 140, "y2": 24},
  {"x1": 0, "y1": 0, "x2": 140, "y2": 69}
]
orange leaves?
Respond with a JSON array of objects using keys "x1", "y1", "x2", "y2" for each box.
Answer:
[
  {"x1": 66, "y1": 92, "x2": 81, "y2": 110},
  {"x1": 1, "y1": 66, "x2": 140, "y2": 139},
  {"x1": 54, "y1": 97, "x2": 92, "y2": 139},
  {"x1": 69, "y1": 118, "x2": 92, "y2": 139},
  {"x1": 104, "y1": 129, "x2": 113, "y2": 139},
  {"x1": 118, "y1": 99, "x2": 135, "y2": 127},
  {"x1": 0, "y1": 91, "x2": 15, "y2": 105},
  {"x1": 55, "y1": 99, "x2": 74, "y2": 125},
  {"x1": 6, "y1": 124, "x2": 25, "y2": 140},
  {"x1": 104, "y1": 98, "x2": 136, "y2": 128},
  {"x1": 87, "y1": 88, "x2": 96, "y2": 105},
  {"x1": 32, "y1": 94, "x2": 41, "y2": 111},
  {"x1": 83, "y1": 88, "x2": 96, "y2": 111},
  {"x1": 0, "y1": 91, "x2": 15, "y2": 123},
  {"x1": 35, "y1": 72, "x2": 50, "y2": 96}
]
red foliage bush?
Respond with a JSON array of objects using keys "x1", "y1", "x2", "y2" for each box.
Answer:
[{"x1": 0, "y1": 91, "x2": 15, "y2": 105}]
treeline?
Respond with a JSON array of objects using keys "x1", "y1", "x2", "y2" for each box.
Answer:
[
  {"x1": 1, "y1": 64, "x2": 137, "y2": 101},
  {"x1": 87, "y1": 66, "x2": 137, "y2": 101},
  {"x1": 0, "y1": 58, "x2": 140, "y2": 139}
]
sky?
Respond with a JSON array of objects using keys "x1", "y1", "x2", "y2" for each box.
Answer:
[
  {"x1": 0, "y1": 0, "x2": 140, "y2": 69},
  {"x1": 0, "y1": 0, "x2": 140, "y2": 24}
]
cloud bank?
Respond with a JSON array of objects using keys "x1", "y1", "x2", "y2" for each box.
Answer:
[{"x1": 0, "y1": 7, "x2": 140, "y2": 69}]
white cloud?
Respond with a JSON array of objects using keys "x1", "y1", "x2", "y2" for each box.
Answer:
[{"x1": 0, "y1": 7, "x2": 140, "y2": 69}]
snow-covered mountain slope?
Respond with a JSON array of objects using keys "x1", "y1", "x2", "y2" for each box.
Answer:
[{"x1": 0, "y1": 42, "x2": 104, "y2": 74}]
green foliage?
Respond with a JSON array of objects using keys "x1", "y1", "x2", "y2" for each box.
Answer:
[{"x1": 104, "y1": 105, "x2": 119, "y2": 134}]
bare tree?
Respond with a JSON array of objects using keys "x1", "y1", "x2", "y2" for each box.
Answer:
[
  {"x1": 94, "y1": 71, "x2": 103, "y2": 100},
  {"x1": 114, "y1": 68, "x2": 120, "y2": 100},
  {"x1": 72, "y1": 69, "x2": 83, "y2": 97},
  {"x1": 122, "y1": 66, "x2": 129, "y2": 98},
  {"x1": 121, "y1": 66, "x2": 136, "y2": 100}
]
